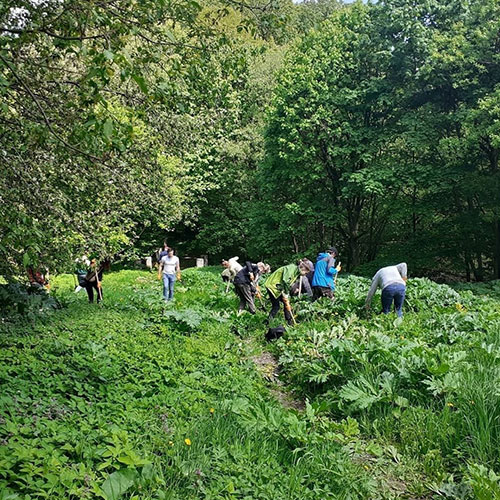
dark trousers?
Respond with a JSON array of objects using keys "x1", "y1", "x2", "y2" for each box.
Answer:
[
  {"x1": 267, "y1": 290, "x2": 293, "y2": 325},
  {"x1": 234, "y1": 283, "x2": 256, "y2": 313},
  {"x1": 85, "y1": 281, "x2": 103, "y2": 303},
  {"x1": 381, "y1": 283, "x2": 406, "y2": 317},
  {"x1": 312, "y1": 286, "x2": 334, "y2": 301}
]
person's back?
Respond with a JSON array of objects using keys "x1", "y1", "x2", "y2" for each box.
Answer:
[
  {"x1": 365, "y1": 263, "x2": 407, "y2": 317},
  {"x1": 312, "y1": 253, "x2": 336, "y2": 289},
  {"x1": 372, "y1": 264, "x2": 407, "y2": 290}
]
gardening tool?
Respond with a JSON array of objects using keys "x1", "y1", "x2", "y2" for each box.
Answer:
[
  {"x1": 282, "y1": 294, "x2": 297, "y2": 326},
  {"x1": 298, "y1": 276, "x2": 303, "y2": 298},
  {"x1": 225, "y1": 280, "x2": 231, "y2": 293}
]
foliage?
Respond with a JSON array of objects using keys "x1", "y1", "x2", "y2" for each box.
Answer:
[{"x1": 271, "y1": 274, "x2": 500, "y2": 491}]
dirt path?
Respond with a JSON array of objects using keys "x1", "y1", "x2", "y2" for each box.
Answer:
[{"x1": 245, "y1": 340, "x2": 305, "y2": 411}]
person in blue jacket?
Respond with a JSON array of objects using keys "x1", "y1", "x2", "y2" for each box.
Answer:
[{"x1": 311, "y1": 246, "x2": 342, "y2": 300}]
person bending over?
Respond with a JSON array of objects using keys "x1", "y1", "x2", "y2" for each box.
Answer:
[
  {"x1": 365, "y1": 263, "x2": 408, "y2": 317},
  {"x1": 233, "y1": 261, "x2": 270, "y2": 315}
]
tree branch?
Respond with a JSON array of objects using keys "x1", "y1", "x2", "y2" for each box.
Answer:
[{"x1": 0, "y1": 54, "x2": 106, "y2": 164}]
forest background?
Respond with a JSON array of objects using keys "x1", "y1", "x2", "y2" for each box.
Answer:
[{"x1": 1, "y1": 0, "x2": 499, "y2": 281}]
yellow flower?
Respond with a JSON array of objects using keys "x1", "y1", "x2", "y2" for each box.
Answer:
[
  {"x1": 209, "y1": 408, "x2": 215, "y2": 414},
  {"x1": 447, "y1": 402, "x2": 454, "y2": 407},
  {"x1": 168, "y1": 441, "x2": 174, "y2": 446},
  {"x1": 184, "y1": 438, "x2": 192, "y2": 446}
]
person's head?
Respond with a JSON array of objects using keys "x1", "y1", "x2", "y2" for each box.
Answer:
[
  {"x1": 167, "y1": 248, "x2": 174, "y2": 256},
  {"x1": 298, "y1": 262, "x2": 309, "y2": 275},
  {"x1": 326, "y1": 246, "x2": 338, "y2": 257},
  {"x1": 299, "y1": 258, "x2": 313, "y2": 273},
  {"x1": 257, "y1": 262, "x2": 271, "y2": 274},
  {"x1": 163, "y1": 241, "x2": 169, "y2": 250},
  {"x1": 222, "y1": 259, "x2": 229, "y2": 268}
]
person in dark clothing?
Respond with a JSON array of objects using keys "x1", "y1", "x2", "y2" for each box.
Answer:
[
  {"x1": 157, "y1": 242, "x2": 170, "y2": 263},
  {"x1": 233, "y1": 261, "x2": 270, "y2": 315},
  {"x1": 85, "y1": 259, "x2": 104, "y2": 303}
]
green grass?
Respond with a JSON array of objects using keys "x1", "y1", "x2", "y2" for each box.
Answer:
[
  {"x1": 0, "y1": 269, "x2": 375, "y2": 500},
  {"x1": 1, "y1": 268, "x2": 500, "y2": 499}
]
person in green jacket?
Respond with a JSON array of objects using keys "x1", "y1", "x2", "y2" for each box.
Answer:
[{"x1": 265, "y1": 261, "x2": 310, "y2": 325}]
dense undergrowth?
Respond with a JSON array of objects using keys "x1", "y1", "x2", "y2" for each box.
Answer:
[{"x1": 1, "y1": 269, "x2": 499, "y2": 499}]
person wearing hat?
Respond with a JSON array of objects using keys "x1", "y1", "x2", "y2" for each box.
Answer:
[
  {"x1": 265, "y1": 261, "x2": 310, "y2": 325},
  {"x1": 311, "y1": 246, "x2": 342, "y2": 300}
]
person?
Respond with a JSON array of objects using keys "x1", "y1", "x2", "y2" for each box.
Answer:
[
  {"x1": 233, "y1": 261, "x2": 271, "y2": 315},
  {"x1": 158, "y1": 247, "x2": 181, "y2": 301},
  {"x1": 290, "y1": 258, "x2": 314, "y2": 297},
  {"x1": 311, "y1": 247, "x2": 341, "y2": 300},
  {"x1": 221, "y1": 257, "x2": 243, "y2": 284},
  {"x1": 265, "y1": 261, "x2": 310, "y2": 325},
  {"x1": 85, "y1": 258, "x2": 104, "y2": 303},
  {"x1": 27, "y1": 266, "x2": 49, "y2": 290},
  {"x1": 365, "y1": 263, "x2": 408, "y2": 317},
  {"x1": 157, "y1": 242, "x2": 170, "y2": 263}
]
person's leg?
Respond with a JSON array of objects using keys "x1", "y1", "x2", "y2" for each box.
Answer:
[
  {"x1": 235, "y1": 284, "x2": 246, "y2": 312},
  {"x1": 381, "y1": 286, "x2": 394, "y2": 314},
  {"x1": 267, "y1": 290, "x2": 280, "y2": 322},
  {"x1": 168, "y1": 274, "x2": 176, "y2": 300},
  {"x1": 280, "y1": 294, "x2": 293, "y2": 325},
  {"x1": 393, "y1": 284, "x2": 406, "y2": 317},
  {"x1": 312, "y1": 287, "x2": 321, "y2": 301},
  {"x1": 95, "y1": 282, "x2": 103, "y2": 303},
  {"x1": 241, "y1": 284, "x2": 256, "y2": 314},
  {"x1": 85, "y1": 283, "x2": 94, "y2": 303},
  {"x1": 162, "y1": 274, "x2": 169, "y2": 300}
]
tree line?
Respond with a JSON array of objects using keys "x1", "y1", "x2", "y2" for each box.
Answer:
[{"x1": 1, "y1": 0, "x2": 499, "y2": 281}]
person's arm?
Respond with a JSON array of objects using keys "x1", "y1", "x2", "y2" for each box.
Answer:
[
  {"x1": 158, "y1": 259, "x2": 163, "y2": 279},
  {"x1": 176, "y1": 257, "x2": 181, "y2": 279},
  {"x1": 302, "y1": 276, "x2": 313, "y2": 297},
  {"x1": 365, "y1": 272, "x2": 380, "y2": 307}
]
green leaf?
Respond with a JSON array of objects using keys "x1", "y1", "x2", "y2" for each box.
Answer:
[
  {"x1": 132, "y1": 74, "x2": 148, "y2": 94},
  {"x1": 101, "y1": 468, "x2": 138, "y2": 500},
  {"x1": 103, "y1": 119, "x2": 113, "y2": 139}
]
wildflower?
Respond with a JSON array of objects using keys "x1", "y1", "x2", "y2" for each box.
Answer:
[
  {"x1": 209, "y1": 408, "x2": 215, "y2": 414},
  {"x1": 447, "y1": 402, "x2": 454, "y2": 408},
  {"x1": 185, "y1": 438, "x2": 192, "y2": 446},
  {"x1": 168, "y1": 441, "x2": 174, "y2": 446}
]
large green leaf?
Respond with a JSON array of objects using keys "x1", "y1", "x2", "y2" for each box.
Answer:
[{"x1": 101, "y1": 468, "x2": 138, "y2": 500}]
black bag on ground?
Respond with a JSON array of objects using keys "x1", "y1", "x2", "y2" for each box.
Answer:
[{"x1": 266, "y1": 325, "x2": 286, "y2": 342}]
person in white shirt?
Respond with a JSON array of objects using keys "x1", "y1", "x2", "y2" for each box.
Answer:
[
  {"x1": 221, "y1": 256, "x2": 243, "y2": 283},
  {"x1": 158, "y1": 248, "x2": 181, "y2": 301},
  {"x1": 365, "y1": 263, "x2": 408, "y2": 317}
]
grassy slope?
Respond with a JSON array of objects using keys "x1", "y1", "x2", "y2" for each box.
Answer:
[{"x1": 0, "y1": 269, "x2": 374, "y2": 500}]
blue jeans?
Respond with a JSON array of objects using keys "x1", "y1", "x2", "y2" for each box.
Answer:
[
  {"x1": 162, "y1": 273, "x2": 176, "y2": 301},
  {"x1": 381, "y1": 283, "x2": 406, "y2": 317}
]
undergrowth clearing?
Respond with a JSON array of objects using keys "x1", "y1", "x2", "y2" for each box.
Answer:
[{"x1": 1, "y1": 268, "x2": 499, "y2": 499}]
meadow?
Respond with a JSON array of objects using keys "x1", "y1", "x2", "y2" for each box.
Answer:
[{"x1": 1, "y1": 269, "x2": 499, "y2": 499}]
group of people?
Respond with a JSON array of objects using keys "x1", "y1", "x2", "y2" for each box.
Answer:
[{"x1": 222, "y1": 247, "x2": 408, "y2": 325}]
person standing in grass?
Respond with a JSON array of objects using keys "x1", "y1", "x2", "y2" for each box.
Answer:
[
  {"x1": 265, "y1": 261, "x2": 310, "y2": 325},
  {"x1": 365, "y1": 263, "x2": 408, "y2": 317},
  {"x1": 158, "y1": 248, "x2": 181, "y2": 302},
  {"x1": 233, "y1": 261, "x2": 271, "y2": 315},
  {"x1": 84, "y1": 258, "x2": 105, "y2": 303},
  {"x1": 311, "y1": 246, "x2": 342, "y2": 300}
]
